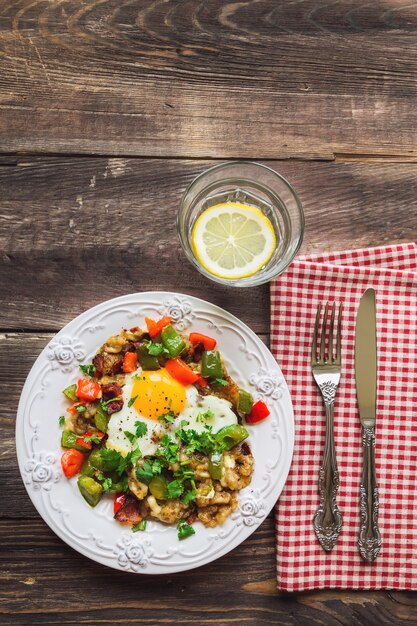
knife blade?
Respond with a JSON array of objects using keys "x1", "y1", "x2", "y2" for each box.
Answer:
[{"x1": 355, "y1": 288, "x2": 381, "y2": 562}]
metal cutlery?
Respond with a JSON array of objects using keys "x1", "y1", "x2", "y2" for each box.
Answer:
[
  {"x1": 311, "y1": 302, "x2": 343, "y2": 551},
  {"x1": 355, "y1": 288, "x2": 382, "y2": 562}
]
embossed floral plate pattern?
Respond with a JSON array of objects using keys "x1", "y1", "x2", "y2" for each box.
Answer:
[{"x1": 16, "y1": 292, "x2": 294, "y2": 574}]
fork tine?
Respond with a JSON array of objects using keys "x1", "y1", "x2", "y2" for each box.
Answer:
[
  {"x1": 319, "y1": 302, "x2": 329, "y2": 363},
  {"x1": 335, "y1": 303, "x2": 343, "y2": 364},
  {"x1": 311, "y1": 304, "x2": 321, "y2": 364},
  {"x1": 328, "y1": 303, "x2": 336, "y2": 363}
]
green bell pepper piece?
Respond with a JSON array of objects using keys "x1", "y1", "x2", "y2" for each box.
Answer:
[
  {"x1": 63, "y1": 383, "x2": 77, "y2": 401},
  {"x1": 209, "y1": 451, "x2": 223, "y2": 480},
  {"x1": 94, "y1": 405, "x2": 110, "y2": 433},
  {"x1": 80, "y1": 456, "x2": 96, "y2": 478},
  {"x1": 161, "y1": 325, "x2": 186, "y2": 358},
  {"x1": 215, "y1": 425, "x2": 249, "y2": 450},
  {"x1": 61, "y1": 430, "x2": 88, "y2": 453},
  {"x1": 88, "y1": 448, "x2": 118, "y2": 472},
  {"x1": 149, "y1": 475, "x2": 168, "y2": 500},
  {"x1": 77, "y1": 475, "x2": 103, "y2": 507},
  {"x1": 237, "y1": 389, "x2": 254, "y2": 415},
  {"x1": 136, "y1": 342, "x2": 160, "y2": 370},
  {"x1": 201, "y1": 350, "x2": 222, "y2": 380}
]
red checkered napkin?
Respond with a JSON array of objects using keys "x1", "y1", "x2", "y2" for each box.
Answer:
[{"x1": 271, "y1": 243, "x2": 417, "y2": 591}]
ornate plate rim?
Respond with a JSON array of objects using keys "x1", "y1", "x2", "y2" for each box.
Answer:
[{"x1": 15, "y1": 291, "x2": 294, "y2": 574}]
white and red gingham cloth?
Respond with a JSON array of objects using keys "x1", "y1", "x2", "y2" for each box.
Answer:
[{"x1": 271, "y1": 243, "x2": 417, "y2": 591}]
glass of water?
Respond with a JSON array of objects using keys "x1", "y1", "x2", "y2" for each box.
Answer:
[{"x1": 177, "y1": 161, "x2": 304, "y2": 287}]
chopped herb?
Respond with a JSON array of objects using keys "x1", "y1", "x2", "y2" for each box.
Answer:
[
  {"x1": 135, "y1": 421, "x2": 148, "y2": 438},
  {"x1": 82, "y1": 432, "x2": 103, "y2": 444},
  {"x1": 132, "y1": 374, "x2": 142, "y2": 381},
  {"x1": 136, "y1": 459, "x2": 162, "y2": 484},
  {"x1": 158, "y1": 410, "x2": 175, "y2": 424},
  {"x1": 101, "y1": 477, "x2": 112, "y2": 491},
  {"x1": 100, "y1": 397, "x2": 122, "y2": 410},
  {"x1": 177, "y1": 519, "x2": 195, "y2": 540},
  {"x1": 157, "y1": 435, "x2": 179, "y2": 464},
  {"x1": 79, "y1": 363, "x2": 96, "y2": 376},
  {"x1": 128, "y1": 395, "x2": 138, "y2": 408},
  {"x1": 99, "y1": 448, "x2": 123, "y2": 471},
  {"x1": 58, "y1": 415, "x2": 65, "y2": 427},
  {"x1": 166, "y1": 479, "x2": 183, "y2": 499},
  {"x1": 124, "y1": 430, "x2": 137, "y2": 444},
  {"x1": 76, "y1": 404, "x2": 86, "y2": 413},
  {"x1": 214, "y1": 378, "x2": 229, "y2": 387},
  {"x1": 124, "y1": 448, "x2": 142, "y2": 470},
  {"x1": 132, "y1": 520, "x2": 147, "y2": 532},
  {"x1": 148, "y1": 342, "x2": 169, "y2": 356},
  {"x1": 196, "y1": 409, "x2": 214, "y2": 423},
  {"x1": 182, "y1": 487, "x2": 197, "y2": 505}
]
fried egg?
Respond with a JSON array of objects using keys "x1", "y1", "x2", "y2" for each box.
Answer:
[{"x1": 106, "y1": 368, "x2": 237, "y2": 458}]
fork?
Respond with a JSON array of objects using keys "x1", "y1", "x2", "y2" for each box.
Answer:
[{"x1": 311, "y1": 302, "x2": 343, "y2": 551}]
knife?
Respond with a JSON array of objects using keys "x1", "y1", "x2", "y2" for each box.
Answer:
[{"x1": 355, "y1": 288, "x2": 382, "y2": 562}]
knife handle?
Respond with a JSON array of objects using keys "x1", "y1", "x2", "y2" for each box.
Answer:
[{"x1": 358, "y1": 425, "x2": 382, "y2": 562}]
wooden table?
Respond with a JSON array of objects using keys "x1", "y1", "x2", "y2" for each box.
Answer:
[{"x1": 1, "y1": 1, "x2": 416, "y2": 624}]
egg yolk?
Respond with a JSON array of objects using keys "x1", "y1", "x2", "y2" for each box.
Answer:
[{"x1": 131, "y1": 368, "x2": 186, "y2": 420}]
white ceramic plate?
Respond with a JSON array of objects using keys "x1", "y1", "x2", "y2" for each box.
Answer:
[{"x1": 16, "y1": 292, "x2": 294, "y2": 574}]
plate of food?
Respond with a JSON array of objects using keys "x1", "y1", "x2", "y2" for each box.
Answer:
[{"x1": 16, "y1": 292, "x2": 294, "y2": 573}]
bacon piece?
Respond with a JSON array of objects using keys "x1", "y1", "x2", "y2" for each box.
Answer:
[
  {"x1": 240, "y1": 442, "x2": 252, "y2": 456},
  {"x1": 114, "y1": 494, "x2": 143, "y2": 525},
  {"x1": 92, "y1": 353, "x2": 105, "y2": 378},
  {"x1": 106, "y1": 399, "x2": 124, "y2": 415},
  {"x1": 101, "y1": 383, "x2": 123, "y2": 401}
]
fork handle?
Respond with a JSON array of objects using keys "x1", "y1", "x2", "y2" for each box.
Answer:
[
  {"x1": 313, "y1": 398, "x2": 343, "y2": 551},
  {"x1": 358, "y1": 425, "x2": 381, "y2": 562}
]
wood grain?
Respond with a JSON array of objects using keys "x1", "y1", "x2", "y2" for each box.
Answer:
[
  {"x1": 0, "y1": 0, "x2": 417, "y2": 158},
  {"x1": 1, "y1": 517, "x2": 417, "y2": 626},
  {"x1": 1, "y1": 157, "x2": 416, "y2": 332}
]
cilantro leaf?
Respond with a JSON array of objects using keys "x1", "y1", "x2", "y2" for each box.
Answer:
[
  {"x1": 158, "y1": 411, "x2": 175, "y2": 424},
  {"x1": 79, "y1": 363, "x2": 96, "y2": 376},
  {"x1": 135, "y1": 421, "x2": 148, "y2": 438},
  {"x1": 148, "y1": 343, "x2": 168, "y2": 356},
  {"x1": 166, "y1": 479, "x2": 183, "y2": 499},
  {"x1": 99, "y1": 448, "x2": 123, "y2": 471},
  {"x1": 58, "y1": 415, "x2": 65, "y2": 427},
  {"x1": 136, "y1": 459, "x2": 162, "y2": 484},
  {"x1": 182, "y1": 487, "x2": 197, "y2": 505},
  {"x1": 177, "y1": 519, "x2": 195, "y2": 540},
  {"x1": 82, "y1": 432, "x2": 103, "y2": 444},
  {"x1": 214, "y1": 378, "x2": 228, "y2": 387},
  {"x1": 128, "y1": 395, "x2": 138, "y2": 408},
  {"x1": 101, "y1": 477, "x2": 112, "y2": 491},
  {"x1": 132, "y1": 520, "x2": 147, "y2": 532},
  {"x1": 124, "y1": 430, "x2": 137, "y2": 444}
]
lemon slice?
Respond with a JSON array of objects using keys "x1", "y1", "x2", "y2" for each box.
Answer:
[{"x1": 191, "y1": 202, "x2": 276, "y2": 280}]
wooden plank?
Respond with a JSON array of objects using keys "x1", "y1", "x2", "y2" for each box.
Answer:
[
  {"x1": 1, "y1": 157, "x2": 416, "y2": 333},
  {"x1": 0, "y1": 1, "x2": 417, "y2": 157},
  {"x1": 0, "y1": 517, "x2": 416, "y2": 625}
]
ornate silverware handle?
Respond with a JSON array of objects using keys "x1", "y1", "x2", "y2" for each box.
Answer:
[
  {"x1": 358, "y1": 425, "x2": 381, "y2": 562},
  {"x1": 313, "y1": 392, "x2": 343, "y2": 552}
]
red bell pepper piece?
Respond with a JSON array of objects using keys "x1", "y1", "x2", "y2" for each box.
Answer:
[
  {"x1": 114, "y1": 492, "x2": 127, "y2": 515},
  {"x1": 75, "y1": 431, "x2": 105, "y2": 451},
  {"x1": 122, "y1": 351, "x2": 138, "y2": 373},
  {"x1": 165, "y1": 358, "x2": 199, "y2": 385},
  {"x1": 145, "y1": 315, "x2": 172, "y2": 338},
  {"x1": 61, "y1": 448, "x2": 86, "y2": 478},
  {"x1": 246, "y1": 400, "x2": 270, "y2": 424},
  {"x1": 76, "y1": 379, "x2": 101, "y2": 402},
  {"x1": 195, "y1": 375, "x2": 209, "y2": 388},
  {"x1": 189, "y1": 332, "x2": 217, "y2": 351}
]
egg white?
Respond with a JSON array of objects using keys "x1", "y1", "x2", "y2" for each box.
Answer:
[{"x1": 106, "y1": 376, "x2": 238, "y2": 459}]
